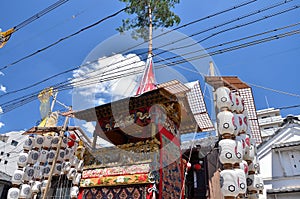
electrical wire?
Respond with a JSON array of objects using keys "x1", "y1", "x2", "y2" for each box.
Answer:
[
  {"x1": 1, "y1": 4, "x2": 300, "y2": 113},
  {"x1": 157, "y1": 0, "x2": 296, "y2": 50},
  {"x1": 120, "y1": 0, "x2": 259, "y2": 54},
  {"x1": 1, "y1": 27, "x2": 299, "y2": 114},
  {"x1": 0, "y1": 7, "x2": 127, "y2": 71},
  {"x1": 2, "y1": 11, "x2": 299, "y2": 100},
  {"x1": 0, "y1": 0, "x2": 257, "y2": 71},
  {"x1": 14, "y1": 0, "x2": 70, "y2": 31}
]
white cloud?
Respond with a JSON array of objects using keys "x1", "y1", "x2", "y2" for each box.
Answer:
[
  {"x1": 0, "y1": 85, "x2": 6, "y2": 93},
  {"x1": 72, "y1": 53, "x2": 145, "y2": 106},
  {"x1": 0, "y1": 106, "x2": 3, "y2": 114},
  {"x1": 0, "y1": 71, "x2": 4, "y2": 76},
  {"x1": 0, "y1": 122, "x2": 4, "y2": 128},
  {"x1": 82, "y1": 122, "x2": 95, "y2": 134}
]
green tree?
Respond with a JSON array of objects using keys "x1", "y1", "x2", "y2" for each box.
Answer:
[{"x1": 117, "y1": 0, "x2": 180, "y2": 54}]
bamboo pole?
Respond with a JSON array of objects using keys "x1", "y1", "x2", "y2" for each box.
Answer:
[{"x1": 42, "y1": 113, "x2": 70, "y2": 199}]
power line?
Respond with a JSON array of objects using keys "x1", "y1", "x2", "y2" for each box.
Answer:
[
  {"x1": 14, "y1": 0, "x2": 70, "y2": 31},
  {"x1": 157, "y1": 0, "x2": 295, "y2": 50},
  {"x1": 0, "y1": 7, "x2": 127, "y2": 71},
  {"x1": 247, "y1": 82, "x2": 300, "y2": 99},
  {"x1": 1, "y1": 3, "x2": 298, "y2": 99},
  {"x1": 120, "y1": 0, "x2": 259, "y2": 54},
  {"x1": 1, "y1": 3, "x2": 299, "y2": 113},
  {"x1": 0, "y1": 0, "x2": 71, "y2": 48},
  {"x1": 1, "y1": 27, "x2": 298, "y2": 114},
  {"x1": 1, "y1": 22, "x2": 299, "y2": 114},
  {"x1": 0, "y1": 0, "x2": 257, "y2": 71},
  {"x1": 155, "y1": 3, "x2": 300, "y2": 57}
]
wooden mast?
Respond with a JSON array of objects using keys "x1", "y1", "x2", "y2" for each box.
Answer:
[
  {"x1": 148, "y1": 0, "x2": 153, "y2": 56},
  {"x1": 42, "y1": 111, "x2": 70, "y2": 199}
]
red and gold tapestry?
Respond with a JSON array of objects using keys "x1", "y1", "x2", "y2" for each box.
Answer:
[
  {"x1": 158, "y1": 124, "x2": 183, "y2": 199},
  {"x1": 80, "y1": 184, "x2": 149, "y2": 199},
  {"x1": 80, "y1": 173, "x2": 150, "y2": 187},
  {"x1": 82, "y1": 164, "x2": 150, "y2": 179}
]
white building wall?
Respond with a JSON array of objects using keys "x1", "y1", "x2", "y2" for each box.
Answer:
[
  {"x1": 0, "y1": 131, "x2": 26, "y2": 178},
  {"x1": 259, "y1": 152, "x2": 273, "y2": 179}
]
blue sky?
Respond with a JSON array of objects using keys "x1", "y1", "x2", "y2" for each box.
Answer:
[{"x1": 0, "y1": 0, "x2": 299, "y2": 133}]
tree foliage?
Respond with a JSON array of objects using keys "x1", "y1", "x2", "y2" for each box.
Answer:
[{"x1": 117, "y1": 0, "x2": 180, "y2": 40}]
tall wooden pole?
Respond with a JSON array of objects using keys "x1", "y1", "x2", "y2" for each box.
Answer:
[
  {"x1": 42, "y1": 113, "x2": 70, "y2": 199},
  {"x1": 148, "y1": 0, "x2": 153, "y2": 55}
]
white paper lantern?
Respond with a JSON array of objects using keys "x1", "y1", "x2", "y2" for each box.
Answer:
[
  {"x1": 249, "y1": 156, "x2": 260, "y2": 174},
  {"x1": 72, "y1": 173, "x2": 82, "y2": 186},
  {"x1": 57, "y1": 150, "x2": 65, "y2": 163},
  {"x1": 217, "y1": 111, "x2": 235, "y2": 137},
  {"x1": 235, "y1": 140, "x2": 244, "y2": 163},
  {"x1": 239, "y1": 133, "x2": 251, "y2": 151},
  {"x1": 43, "y1": 165, "x2": 51, "y2": 179},
  {"x1": 33, "y1": 135, "x2": 44, "y2": 150},
  {"x1": 76, "y1": 160, "x2": 84, "y2": 173},
  {"x1": 220, "y1": 169, "x2": 239, "y2": 197},
  {"x1": 71, "y1": 156, "x2": 79, "y2": 168},
  {"x1": 18, "y1": 153, "x2": 29, "y2": 168},
  {"x1": 258, "y1": 175, "x2": 264, "y2": 193},
  {"x1": 51, "y1": 136, "x2": 59, "y2": 149},
  {"x1": 33, "y1": 165, "x2": 43, "y2": 180},
  {"x1": 53, "y1": 163, "x2": 62, "y2": 176},
  {"x1": 19, "y1": 183, "x2": 31, "y2": 199},
  {"x1": 23, "y1": 166, "x2": 34, "y2": 182},
  {"x1": 7, "y1": 187, "x2": 20, "y2": 199},
  {"x1": 47, "y1": 149, "x2": 56, "y2": 164},
  {"x1": 244, "y1": 140, "x2": 256, "y2": 163},
  {"x1": 38, "y1": 149, "x2": 48, "y2": 164},
  {"x1": 235, "y1": 93, "x2": 244, "y2": 113},
  {"x1": 235, "y1": 136, "x2": 246, "y2": 156},
  {"x1": 219, "y1": 139, "x2": 238, "y2": 165},
  {"x1": 12, "y1": 169, "x2": 24, "y2": 185},
  {"x1": 216, "y1": 87, "x2": 231, "y2": 110},
  {"x1": 70, "y1": 186, "x2": 79, "y2": 199},
  {"x1": 234, "y1": 169, "x2": 247, "y2": 195},
  {"x1": 61, "y1": 136, "x2": 68, "y2": 149},
  {"x1": 43, "y1": 135, "x2": 52, "y2": 149},
  {"x1": 64, "y1": 148, "x2": 71, "y2": 161},
  {"x1": 233, "y1": 113, "x2": 241, "y2": 136},
  {"x1": 67, "y1": 168, "x2": 77, "y2": 180},
  {"x1": 61, "y1": 161, "x2": 71, "y2": 174},
  {"x1": 237, "y1": 113, "x2": 247, "y2": 134},
  {"x1": 27, "y1": 150, "x2": 39, "y2": 165},
  {"x1": 247, "y1": 174, "x2": 260, "y2": 192},
  {"x1": 31, "y1": 181, "x2": 41, "y2": 194},
  {"x1": 41, "y1": 180, "x2": 50, "y2": 194},
  {"x1": 229, "y1": 91, "x2": 237, "y2": 112},
  {"x1": 239, "y1": 160, "x2": 249, "y2": 176},
  {"x1": 23, "y1": 137, "x2": 35, "y2": 151}
]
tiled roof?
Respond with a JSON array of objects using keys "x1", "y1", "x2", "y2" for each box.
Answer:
[{"x1": 267, "y1": 186, "x2": 300, "y2": 194}]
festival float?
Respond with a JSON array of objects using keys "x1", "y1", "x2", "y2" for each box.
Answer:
[{"x1": 6, "y1": 60, "x2": 264, "y2": 199}]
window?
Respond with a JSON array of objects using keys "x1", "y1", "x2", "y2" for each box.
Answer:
[
  {"x1": 4, "y1": 160, "x2": 8, "y2": 164},
  {"x1": 6, "y1": 153, "x2": 10, "y2": 157},
  {"x1": 11, "y1": 140, "x2": 18, "y2": 146},
  {"x1": 0, "y1": 151, "x2": 3, "y2": 155}
]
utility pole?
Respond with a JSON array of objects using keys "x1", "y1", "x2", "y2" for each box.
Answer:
[{"x1": 42, "y1": 111, "x2": 70, "y2": 199}]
